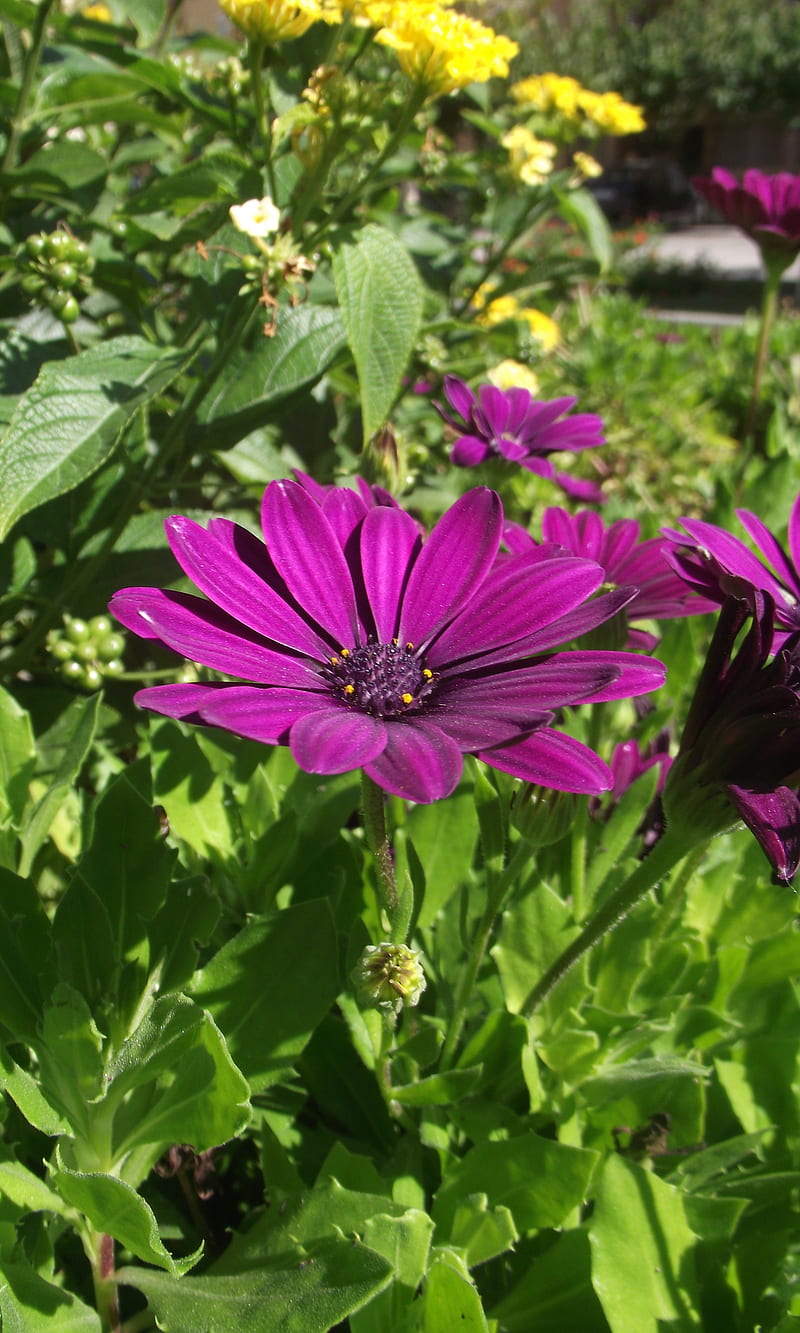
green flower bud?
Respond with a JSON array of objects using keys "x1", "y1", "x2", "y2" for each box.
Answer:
[
  {"x1": 21, "y1": 273, "x2": 45, "y2": 295},
  {"x1": 65, "y1": 617, "x2": 90, "y2": 643},
  {"x1": 58, "y1": 296, "x2": 80, "y2": 323},
  {"x1": 97, "y1": 632, "x2": 125, "y2": 661},
  {"x1": 52, "y1": 262, "x2": 78, "y2": 288},
  {"x1": 75, "y1": 641, "x2": 98, "y2": 663},
  {"x1": 82, "y1": 666, "x2": 104, "y2": 691},
  {"x1": 511, "y1": 783, "x2": 581, "y2": 848},
  {"x1": 61, "y1": 659, "x2": 84, "y2": 681},
  {"x1": 45, "y1": 232, "x2": 73, "y2": 259},
  {"x1": 49, "y1": 638, "x2": 74, "y2": 662},
  {"x1": 25, "y1": 234, "x2": 47, "y2": 258},
  {"x1": 102, "y1": 657, "x2": 124, "y2": 678},
  {"x1": 89, "y1": 615, "x2": 113, "y2": 637},
  {"x1": 353, "y1": 943, "x2": 426, "y2": 1014}
]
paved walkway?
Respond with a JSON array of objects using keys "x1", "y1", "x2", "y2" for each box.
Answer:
[{"x1": 640, "y1": 224, "x2": 800, "y2": 282}]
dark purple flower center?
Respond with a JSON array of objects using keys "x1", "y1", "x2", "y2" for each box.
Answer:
[{"x1": 322, "y1": 641, "x2": 437, "y2": 718}]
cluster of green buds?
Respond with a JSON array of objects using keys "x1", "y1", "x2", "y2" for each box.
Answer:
[
  {"x1": 353, "y1": 943, "x2": 427, "y2": 1014},
  {"x1": 20, "y1": 230, "x2": 94, "y2": 324},
  {"x1": 47, "y1": 615, "x2": 125, "y2": 690}
]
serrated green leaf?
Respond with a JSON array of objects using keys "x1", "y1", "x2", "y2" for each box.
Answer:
[
  {"x1": 0, "y1": 1044, "x2": 68, "y2": 1136},
  {"x1": 150, "y1": 718, "x2": 237, "y2": 865},
  {"x1": 0, "y1": 336, "x2": 193, "y2": 540},
  {"x1": 421, "y1": 1256, "x2": 488, "y2": 1332},
  {"x1": 332, "y1": 224, "x2": 424, "y2": 442},
  {"x1": 0, "y1": 1158, "x2": 72, "y2": 1217},
  {"x1": 0, "y1": 1263, "x2": 101, "y2": 1332}
]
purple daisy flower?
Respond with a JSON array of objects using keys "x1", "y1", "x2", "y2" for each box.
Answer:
[
  {"x1": 664, "y1": 495, "x2": 800, "y2": 648},
  {"x1": 663, "y1": 581, "x2": 800, "y2": 884},
  {"x1": 506, "y1": 508, "x2": 715, "y2": 650},
  {"x1": 110, "y1": 482, "x2": 665, "y2": 804},
  {"x1": 692, "y1": 168, "x2": 800, "y2": 269},
  {"x1": 436, "y1": 375, "x2": 606, "y2": 503}
]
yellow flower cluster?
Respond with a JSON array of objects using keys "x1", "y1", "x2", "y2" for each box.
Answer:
[
  {"x1": 572, "y1": 150, "x2": 602, "y2": 180},
  {"x1": 369, "y1": 1, "x2": 519, "y2": 97},
  {"x1": 501, "y1": 125, "x2": 557, "y2": 186},
  {"x1": 473, "y1": 288, "x2": 561, "y2": 350},
  {"x1": 219, "y1": 0, "x2": 340, "y2": 43},
  {"x1": 511, "y1": 73, "x2": 645, "y2": 137}
]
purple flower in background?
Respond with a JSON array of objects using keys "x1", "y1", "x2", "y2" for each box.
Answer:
[
  {"x1": 506, "y1": 507, "x2": 715, "y2": 649},
  {"x1": 692, "y1": 168, "x2": 800, "y2": 268},
  {"x1": 436, "y1": 375, "x2": 605, "y2": 503},
  {"x1": 607, "y1": 734, "x2": 672, "y2": 804},
  {"x1": 663, "y1": 582, "x2": 800, "y2": 884},
  {"x1": 110, "y1": 482, "x2": 665, "y2": 804},
  {"x1": 664, "y1": 496, "x2": 800, "y2": 647}
]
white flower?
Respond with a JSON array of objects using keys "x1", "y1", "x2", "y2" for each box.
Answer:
[{"x1": 229, "y1": 196, "x2": 281, "y2": 239}]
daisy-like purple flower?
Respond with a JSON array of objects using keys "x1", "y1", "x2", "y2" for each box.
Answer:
[
  {"x1": 664, "y1": 495, "x2": 800, "y2": 648},
  {"x1": 436, "y1": 375, "x2": 605, "y2": 503},
  {"x1": 663, "y1": 581, "x2": 800, "y2": 884},
  {"x1": 110, "y1": 482, "x2": 665, "y2": 804},
  {"x1": 505, "y1": 507, "x2": 716, "y2": 650},
  {"x1": 692, "y1": 168, "x2": 800, "y2": 270}
]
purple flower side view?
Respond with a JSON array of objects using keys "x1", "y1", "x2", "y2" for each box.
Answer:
[
  {"x1": 664, "y1": 495, "x2": 800, "y2": 648},
  {"x1": 506, "y1": 507, "x2": 716, "y2": 650},
  {"x1": 110, "y1": 482, "x2": 665, "y2": 804},
  {"x1": 663, "y1": 581, "x2": 800, "y2": 884},
  {"x1": 692, "y1": 168, "x2": 800, "y2": 266},
  {"x1": 436, "y1": 375, "x2": 605, "y2": 503}
]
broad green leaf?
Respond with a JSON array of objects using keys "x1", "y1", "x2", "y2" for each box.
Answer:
[
  {"x1": 197, "y1": 303, "x2": 347, "y2": 447},
  {"x1": 0, "y1": 867, "x2": 54, "y2": 1040},
  {"x1": 150, "y1": 719, "x2": 237, "y2": 865},
  {"x1": 147, "y1": 877, "x2": 220, "y2": 994},
  {"x1": 492, "y1": 880, "x2": 583, "y2": 1017},
  {"x1": 589, "y1": 1155, "x2": 702, "y2": 1333},
  {"x1": 0, "y1": 1263, "x2": 101, "y2": 1332},
  {"x1": 555, "y1": 186, "x2": 613, "y2": 272},
  {"x1": 0, "y1": 1157, "x2": 72, "y2": 1217},
  {"x1": 391, "y1": 1066, "x2": 483, "y2": 1106},
  {"x1": 0, "y1": 336, "x2": 193, "y2": 540},
  {"x1": 449, "y1": 1194, "x2": 518, "y2": 1267},
  {"x1": 332, "y1": 224, "x2": 424, "y2": 442},
  {"x1": 579, "y1": 1056, "x2": 708, "y2": 1153},
  {"x1": 411, "y1": 787, "x2": 477, "y2": 927},
  {"x1": 585, "y1": 764, "x2": 661, "y2": 900},
  {"x1": 351, "y1": 1210, "x2": 435, "y2": 1333},
  {"x1": 124, "y1": 0, "x2": 167, "y2": 45},
  {"x1": 126, "y1": 149, "x2": 247, "y2": 217},
  {"x1": 52, "y1": 1148, "x2": 201, "y2": 1276},
  {"x1": 0, "y1": 1044, "x2": 68, "y2": 1136},
  {"x1": 120, "y1": 1235, "x2": 392, "y2": 1332},
  {"x1": 0, "y1": 685, "x2": 36, "y2": 831},
  {"x1": 433, "y1": 1133, "x2": 598, "y2": 1238},
  {"x1": 38, "y1": 984, "x2": 104, "y2": 1136},
  {"x1": 191, "y1": 898, "x2": 339, "y2": 1091},
  {"x1": 421, "y1": 1256, "x2": 488, "y2": 1333},
  {"x1": 18, "y1": 692, "x2": 100, "y2": 877},
  {"x1": 490, "y1": 1227, "x2": 608, "y2": 1333}
]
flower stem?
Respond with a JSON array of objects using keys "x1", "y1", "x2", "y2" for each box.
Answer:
[
  {"x1": 91, "y1": 1233, "x2": 120, "y2": 1333},
  {"x1": 1, "y1": 0, "x2": 57, "y2": 177},
  {"x1": 745, "y1": 260, "x2": 783, "y2": 448},
  {"x1": 521, "y1": 827, "x2": 700, "y2": 1017},
  {"x1": 361, "y1": 772, "x2": 399, "y2": 923},
  {"x1": 249, "y1": 41, "x2": 278, "y2": 201}
]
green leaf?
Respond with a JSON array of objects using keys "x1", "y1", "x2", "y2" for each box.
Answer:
[
  {"x1": 332, "y1": 224, "x2": 424, "y2": 442},
  {"x1": 492, "y1": 881, "x2": 582, "y2": 1017},
  {"x1": 119, "y1": 1235, "x2": 392, "y2": 1332},
  {"x1": 0, "y1": 1044, "x2": 68, "y2": 1136},
  {"x1": 0, "y1": 1263, "x2": 101, "y2": 1332},
  {"x1": 147, "y1": 877, "x2": 220, "y2": 995},
  {"x1": 150, "y1": 719, "x2": 237, "y2": 865},
  {"x1": 0, "y1": 336, "x2": 194, "y2": 540},
  {"x1": 421, "y1": 1255, "x2": 488, "y2": 1332},
  {"x1": 38, "y1": 984, "x2": 104, "y2": 1136},
  {"x1": 391, "y1": 1066, "x2": 483, "y2": 1106},
  {"x1": 411, "y1": 787, "x2": 477, "y2": 927},
  {"x1": 191, "y1": 899, "x2": 340, "y2": 1091},
  {"x1": 489, "y1": 1227, "x2": 608, "y2": 1333},
  {"x1": 449, "y1": 1194, "x2": 518, "y2": 1267},
  {"x1": 0, "y1": 867, "x2": 54, "y2": 1040},
  {"x1": 433, "y1": 1133, "x2": 598, "y2": 1238},
  {"x1": 52, "y1": 1147, "x2": 201, "y2": 1276},
  {"x1": 0, "y1": 684, "x2": 36, "y2": 833},
  {"x1": 17, "y1": 692, "x2": 100, "y2": 878},
  {"x1": 197, "y1": 304, "x2": 347, "y2": 447},
  {"x1": 0, "y1": 1157, "x2": 72, "y2": 1218},
  {"x1": 555, "y1": 186, "x2": 613, "y2": 272},
  {"x1": 589, "y1": 1154, "x2": 702, "y2": 1333}
]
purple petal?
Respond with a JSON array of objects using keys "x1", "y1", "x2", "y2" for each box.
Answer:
[
  {"x1": 289, "y1": 708, "x2": 387, "y2": 775},
  {"x1": 675, "y1": 517, "x2": 787, "y2": 599},
  {"x1": 360, "y1": 506, "x2": 423, "y2": 642},
  {"x1": 443, "y1": 374, "x2": 478, "y2": 422},
  {"x1": 479, "y1": 728, "x2": 613, "y2": 793},
  {"x1": 399, "y1": 488, "x2": 502, "y2": 649},
  {"x1": 261, "y1": 480, "x2": 360, "y2": 648},
  {"x1": 363, "y1": 719, "x2": 463, "y2": 802},
  {"x1": 110, "y1": 588, "x2": 318, "y2": 686},
  {"x1": 133, "y1": 682, "x2": 232, "y2": 721},
  {"x1": 551, "y1": 650, "x2": 666, "y2": 702},
  {"x1": 735, "y1": 507, "x2": 800, "y2": 595},
  {"x1": 788, "y1": 493, "x2": 800, "y2": 572},
  {"x1": 727, "y1": 783, "x2": 800, "y2": 884},
  {"x1": 198, "y1": 684, "x2": 332, "y2": 744},
  {"x1": 451, "y1": 437, "x2": 492, "y2": 467},
  {"x1": 554, "y1": 472, "x2": 606, "y2": 504},
  {"x1": 166, "y1": 516, "x2": 330, "y2": 657},
  {"x1": 321, "y1": 489, "x2": 369, "y2": 550}
]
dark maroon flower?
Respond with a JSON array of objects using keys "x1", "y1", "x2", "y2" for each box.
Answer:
[
  {"x1": 663, "y1": 581, "x2": 800, "y2": 884},
  {"x1": 506, "y1": 507, "x2": 715, "y2": 650},
  {"x1": 436, "y1": 375, "x2": 605, "y2": 503},
  {"x1": 692, "y1": 168, "x2": 800, "y2": 271},
  {"x1": 664, "y1": 496, "x2": 800, "y2": 648},
  {"x1": 110, "y1": 482, "x2": 665, "y2": 804}
]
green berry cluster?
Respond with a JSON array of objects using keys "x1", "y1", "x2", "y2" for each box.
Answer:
[
  {"x1": 47, "y1": 615, "x2": 125, "y2": 690},
  {"x1": 20, "y1": 231, "x2": 94, "y2": 324}
]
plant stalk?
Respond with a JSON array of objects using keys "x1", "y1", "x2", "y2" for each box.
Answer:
[
  {"x1": 2, "y1": 0, "x2": 57, "y2": 176},
  {"x1": 361, "y1": 772, "x2": 399, "y2": 922}
]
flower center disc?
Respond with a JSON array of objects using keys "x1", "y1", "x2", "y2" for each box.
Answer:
[{"x1": 322, "y1": 642, "x2": 436, "y2": 718}]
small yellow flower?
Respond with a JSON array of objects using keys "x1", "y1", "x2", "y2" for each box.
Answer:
[
  {"x1": 501, "y1": 125, "x2": 557, "y2": 186},
  {"x1": 229, "y1": 196, "x2": 281, "y2": 238},
  {"x1": 219, "y1": 0, "x2": 341, "y2": 43},
  {"x1": 474, "y1": 292, "x2": 520, "y2": 327},
  {"x1": 572, "y1": 150, "x2": 602, "y2": 180},
  {"x1": 488, "y1": 359, "x2": 540, "y2": 394},
  {"x1": 511, "y1": 72, "x2": 582, "y2": 118},
  {"x1": 577, "y1": 89, "x2": 645, "y2": 135},
  {"x1": 520, "y1": 307, "x2": 560, "y2": 350},
  {"x1": 372, "y1": 2, "x2": 518, "y2": 97},
  {"x1": 82, "y1": 2, "x2": 112, "y2": 18}
]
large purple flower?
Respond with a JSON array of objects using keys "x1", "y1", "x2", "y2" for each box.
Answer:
[
  {"x1": 663, "y1": 582, "x2": 800, "y2": 884},
  {"x1": 664, "y1": 496, "x2": 800, "y2": 647},
  {"x1": 436, "y1": 375, "x2": 605, "y2": 503},
  {"x1": 692, "y1": 168, "x2": 800, "y2": 270},
  {"x1": 506, "y1": 507, "x2": 715, "y2": 650},
  {"x1": 110, "y1": 482, "x2": 665, "y2": 804}
]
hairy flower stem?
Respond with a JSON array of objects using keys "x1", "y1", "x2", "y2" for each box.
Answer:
[
  {"x1": 91, "y1": 1233, "x2": 120, "y2": 1333},
  {"x1": 361, "y1": 772, "x2": 400, "y2": 926},
  {"x1": 1, "y1": 0, "x2": 57, "y2": 178},
  {"x1": 249, "y1": 41, "x2": 278, "y2": 201},
  {"x1": 521, "y1": 827, "x2": 702, "y2": 1017},
  {"x1": 745, "y1": 262, "x2": 782, "y2": 448}
]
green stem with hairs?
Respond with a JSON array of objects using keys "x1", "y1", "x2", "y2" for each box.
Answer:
[
  {"x1": 745, "y1": 256, "x2": 787, "y2": 448},
  {"x1": 2, "y1": 0, "x2": 57, "y2": 177},
  {"x1": 361, "y1": 772, "x2": 399, "y2": 925}
]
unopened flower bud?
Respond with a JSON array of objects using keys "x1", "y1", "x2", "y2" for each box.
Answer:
[
  {"x1": 354, "y1": 943, "x2": 426, "y2": 1013},
  {"x1": 511, "y1": 783, "x2": 580, "y2": 848}
]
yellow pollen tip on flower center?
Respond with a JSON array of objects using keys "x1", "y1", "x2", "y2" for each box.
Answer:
[{"x1": 401, "y1": 693, "x2": 413, "y2": 704}]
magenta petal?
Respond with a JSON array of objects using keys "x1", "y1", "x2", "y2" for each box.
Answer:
[
  {"x1": 734, "y1": 507, "x2": 800, "y2": 594},
  {"x1": 361, "y1": 506, "x2": 423, "y2": 642},
  {"x1": 363, "y1": 719, "x2": 463, "y2": 802},
  {"x1": 289, "y1": 707, "x2": 387, "y2": 775},
  {"x1": 166, "y1": 516, "x2": 329, "y2": 657},
  {"x1": 399, "y1": 488, "x2": 502, "y2": 648},
  {"x1": 727, "y1": 783, "x2": 800, "y2": 884},
  {"x1": 480, "y1": 728, "x2": 613, "y2": 793},
  {"x1": 134, "y1": 682, "x2": 229, "y2": 720},
  {"x1": 443, "y1": 374, "x2": 478, "y2": 421},
  {"x1": 788, "y1": 494, "x2": 800, "y2": 572},
  {"x1": 262, "y1": 480, "x2": 360, "y2": 648},
  {"x1": 110, "y1": 588, "x2": 318, "y2": 686},
  {"x1": 198, "y1": 685, "x2": 331, "y2": 744},
  {"x1": 676, "y1": 518, "x2": 786, "y2": 596},
  {"x1": 451, "y1": 437, "x2": 492, "y2": 467},
  {"x1": 553, "y1": 651, "x2": 666, "y2": 702}
]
